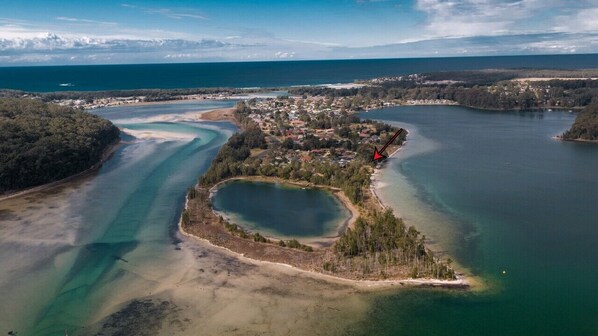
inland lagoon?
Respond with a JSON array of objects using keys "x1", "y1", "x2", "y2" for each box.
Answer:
[{"x1": 211, "y1": 180, "x2": 351, "y2": 240}]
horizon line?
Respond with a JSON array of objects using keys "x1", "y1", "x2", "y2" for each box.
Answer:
[{"x1": 1, "y1": 53, "x2": 598, "y2": 69}]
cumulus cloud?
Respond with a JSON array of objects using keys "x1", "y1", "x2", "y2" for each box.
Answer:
[
  {"x1": 415, "y1": 0, "x2": 556, "y2": 38},
  {"x1": 0, "y1": 32, "x2": 263, "y2": 64},
  {"x1": 0, "y1": 33, "x2": 236, "y2": 53},
  {"x1": 554, "y1": 7, "x2": 598, "y2": 33},
  {"x1": 274, "y1": 51, "x2": 296, "y2": 58},
  {"x1": 2, "y1": 1, "x2": 598, "y2": 65}
]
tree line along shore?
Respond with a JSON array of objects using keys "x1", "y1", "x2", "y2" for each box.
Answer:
[
  {"x1": 182, "y1": 101, "x2": 457, "y2": 282},
  {"x1": 287, "y1": 69, "x2": 598, "y2": 141},
  {"x1": 0, "y1": 98, "x2": 119, "y2": 195}
]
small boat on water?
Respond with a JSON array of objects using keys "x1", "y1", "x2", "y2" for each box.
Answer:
[{"x1": 59, "y1": 83, "x2": 74, "y2": 87}]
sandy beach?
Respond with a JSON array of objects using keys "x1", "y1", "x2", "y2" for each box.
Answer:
[
  {"x1": 120, "y1": 128, "x2": 200, "y2": 140},
  {"x1": 369, "y1": 144, "x2": 404, "y2": 211},
  {"x1": 179, "y1": 198, "x2": 470, "y2": 291},
  {"x1": 181, "y1": 170, "x2": 473, "y2": 289},
  {"x1": 514, "y1": 77, "x2": 598, "y2": 82}
]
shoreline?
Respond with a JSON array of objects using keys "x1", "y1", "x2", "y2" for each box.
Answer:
[
  {"x1": 553, "y1": 135, "x2": 598, "y2": 143},
  {"x1": 0, "y1": 139, "x2": 120, "y2": 202},
  {"x1": 178, "y1": 196, "x2": 470, "y2": 290},
  {"x1": 370, "y1": 144, "x2": 404, "y2": 211},
  {"x1": 179, "y1": 152, "x2": 472, "y2": 289},
  {"x1": 176, "y1": 105, "x2": 475, "y2": 288},
  {"x1": 197, "y1": 107, "x2": 241, "y2": 127}
]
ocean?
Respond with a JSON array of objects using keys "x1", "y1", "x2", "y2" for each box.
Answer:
[{"x1": 1, "y1": 54, "x2": 598, "y2": 92}]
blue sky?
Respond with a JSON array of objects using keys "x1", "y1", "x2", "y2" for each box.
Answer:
[{"x1": 1, "y1": 0, "x2": 598, "y2": 65}]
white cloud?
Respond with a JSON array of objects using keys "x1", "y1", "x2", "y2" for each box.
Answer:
[
  {"x1": 415, "y1": 0, "x2": 559, "y2": 38},
  {"x1": 0, "y1": 31, "x2": 272, "y2": 64},
  {"x1": 274, "y1": 51, "x2": 295, "y2": 58},
  {"x1": 0, "y1": 33, "x2": 240, "y2": 53},
  {"x1": 55, "y1": 17, "x2": 117, "y2": 25},
  {"x1": 121, "y1": 4, "x2": 207, "y2": 20},
  {"x1": 554, "y1": 8, "x2": 598, "y2": 33}
]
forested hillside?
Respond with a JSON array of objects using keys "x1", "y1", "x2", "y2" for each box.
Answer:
[
  {"x1": 0, "y1": 98, "x2": 119, "y2": 193},
  {"x1": 562, "y1": 104, "x2": 598, "y2": 141}
]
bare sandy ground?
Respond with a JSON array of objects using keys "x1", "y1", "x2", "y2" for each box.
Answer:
[
  {"x1": 513, "y1": 77, "x2": 598, "y2": 82},
  {"x1": 121, "y1": 128, "x2": 199, "y2": 141},
  {"x1": 0, "y1": 163, "x2": 372, "y2": 336},
  {"x1": 198, "y1": 107, "x2": 236, "y2": 121}
]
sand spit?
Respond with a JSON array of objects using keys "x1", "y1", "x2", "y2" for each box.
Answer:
[
  {"x1": 83, "y1": 224, "x2": 373, "y2": 336},
  {"x1": 121, "y1": 128, "x2": 199, "y2": 141},
  {"x1": 181, "y1": 180, "x2": 471, "y2": 291}
]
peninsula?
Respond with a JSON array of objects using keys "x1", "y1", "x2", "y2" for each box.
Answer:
[
  {"x1": 561, "y1": 104, "x2": 598, "y2": 142},
  {"x1": 181, "y1": 99, "x2": 457, "y2": 283}
]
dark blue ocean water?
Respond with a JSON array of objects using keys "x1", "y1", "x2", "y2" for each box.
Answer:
[{"x1": 1, "y1": 54, "x2": 598, "y2": 92}]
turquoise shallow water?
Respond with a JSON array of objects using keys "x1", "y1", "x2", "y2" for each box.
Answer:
[
  {"x1": 0, "y1": 101, "x2": 236, "y2": 334},
  {"x1": 212, "y1": 181, "x2": 350, "y2": 239},
  {"x1": 355, "y1": 106, "x2": 598, "y2": 336},
  {"x1": 2, "y1": 100, "x2": 598, "y2": 335}
]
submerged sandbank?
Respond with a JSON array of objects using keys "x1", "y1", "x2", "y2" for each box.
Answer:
[{"x1": 179, "y1": 199, "x2": 469, "y2": 290}]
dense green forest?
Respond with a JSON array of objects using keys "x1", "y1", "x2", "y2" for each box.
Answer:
[
  {"x1": 332, "y1": 209, "x2": 454, "y2": 279},
  {"x1": 0, "y1": 98, "x2": 119, "y2": 193},
  {"x1": 562, "y1": 104, "x2": 598, "y2": 141}
]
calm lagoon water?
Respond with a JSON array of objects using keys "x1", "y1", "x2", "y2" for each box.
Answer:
[
  {"x1": 212, "y1": 181, "x2": 350, "y2": 238},
  {"x1": 355, "y1": 106, "x2": 598, "y2": 336}
]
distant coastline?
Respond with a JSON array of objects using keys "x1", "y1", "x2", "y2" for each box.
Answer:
[{"x1": 2, "y1": 54, "x2": 598, "y2": 92}]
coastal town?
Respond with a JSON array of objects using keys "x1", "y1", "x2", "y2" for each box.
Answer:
[{"x1": 244, "y1": 97, "x2": 388, "y2": 168}]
